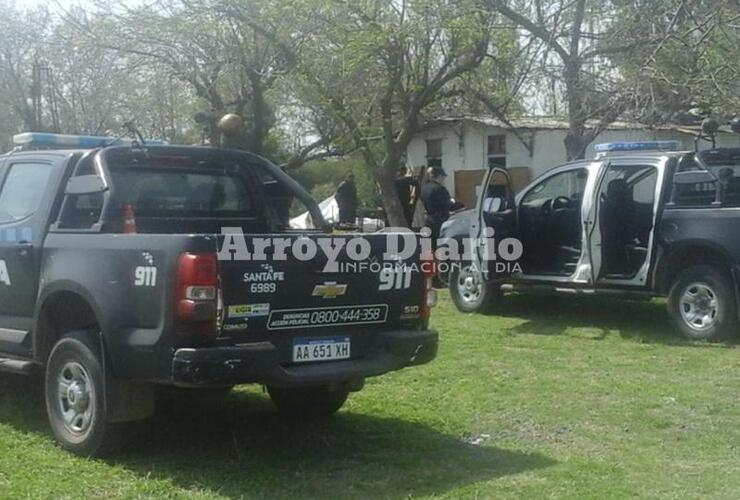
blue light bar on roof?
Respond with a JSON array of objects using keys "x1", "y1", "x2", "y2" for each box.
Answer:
[
  {"x1": 594, "y1": 140, "x2": 681, "y2": 153},
  {"x1": 12, "y1": 132, "x2": 167, "y2": 148}
]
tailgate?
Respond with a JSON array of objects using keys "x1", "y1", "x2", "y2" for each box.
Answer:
[{"x1": 217, "y1": 233, "x2": 426, "y2": 342}]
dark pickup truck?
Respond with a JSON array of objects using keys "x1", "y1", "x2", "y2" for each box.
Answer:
[
  {"x1": 0, "y1": 135, "x2": 437, "y2": 455},
  {"x1": 442, "y1": 142, "x2": 740, "y2": 342}
]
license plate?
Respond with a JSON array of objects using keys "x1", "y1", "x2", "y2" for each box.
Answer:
[{"x1": 292, "y1": 336, "x2": 350, "y2": 363}]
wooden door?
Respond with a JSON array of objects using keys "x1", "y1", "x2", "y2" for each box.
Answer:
[{"x1": 454, "y1": 169, "x2": 486, "y2": 209}]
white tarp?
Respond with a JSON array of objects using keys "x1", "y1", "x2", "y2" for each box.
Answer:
[{"x1": 290, "y1": 195, "x2": 385, "y2": 231}]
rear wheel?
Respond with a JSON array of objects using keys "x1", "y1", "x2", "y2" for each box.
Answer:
[
  {"x1": 267, "y1": 385, "x2": 349, "y2": 418},
  {"x1": 45, "y1": 330, "x2": 125, "y2": 456},
  {"x1": 668, "y1": 265, "x2": 738, "y2": 341},
  {"x1": 449, "y1": 263, "x2": 501, "y2": 313}
]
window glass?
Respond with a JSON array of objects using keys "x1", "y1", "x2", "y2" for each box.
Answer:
[
  {"x1": 256, "y1": 166, "x2": 318, "y2": 229},
  {"x1": 57, "y1": 156, "x2": 105, "y2": 229},
  {"x1": 487, "y1": 156, "x2": 507, "y2": 169},
  {"x1": 483, "y1": 170, "x2": 511, "y2": 198},
  {"x1": 487, "y1": 135, "x2": 506, "y2": 155},
  {"x1": 482, "y1": 169, "x2": 512, "y2": 210},
  {"x1": 0, "y1": 163, "x2": 53, "y2": 223},
  {"x1": 631, "y1": 169, "x2": 658, "y2": 204},
  {"x1": 59, "y1": 192, "x2": 104, "y2": 229},
  {"x1": 110, "y1": 168, "x2": 255, "y2": 217},
  {"x1": 672, "y1": 155, "x2": 719, "y2": 206},
  {"x1": 672, "y1": 182, "x2": 716, "y2": 206},
  {"x1": 700, "y1": 151, "x2": 740, "y2": 207},
  {"x1": 522, "y1": 168, "x2": 587, "y2": 205},
  {"x1": 426, "y1": 139, "x2": 442, "y2": 159},
  {"x1": 598, "y1": 164, "x2": 657, "y2": 205}
]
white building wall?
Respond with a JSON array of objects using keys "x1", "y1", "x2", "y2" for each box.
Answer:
[{"x1": 407, "y1": 121, "x2": 740, "y2": 192}]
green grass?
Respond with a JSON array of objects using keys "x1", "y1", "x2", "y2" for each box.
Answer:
[{"x1": 3, "y1": 294, "x2": 740, "y2": 498}]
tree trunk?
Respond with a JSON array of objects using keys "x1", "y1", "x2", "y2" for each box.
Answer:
[
  {"x1": 375, "y1": 164, "x2": 407, "y2": 228},
  {"x1": 563, "y1": 57, "x2": 589, "y2": 161},
  {"x1": 564, "y1": 130, "x2": 590, "y2": 160},
  {"x1": 246, "y1": 73, "x2": 270, "y2": 154}
]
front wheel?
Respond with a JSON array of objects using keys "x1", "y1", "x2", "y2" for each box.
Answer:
[
  {"x1": 449, "y1": 263, "x2": 501, "y2": 313},
  {"x1": 267, "y1": 385, "x2": 349, "y2": 418},
  {"x1": 668, "y1": 265, "x2": 738, "y2": 341},
  {"x1": 45, "y1": 331, "x2": 125, "y2": 456}
]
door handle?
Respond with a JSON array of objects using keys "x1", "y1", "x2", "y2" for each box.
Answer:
[{"x1": 16, "y1": 241, "x2": 32, "y2": 256}]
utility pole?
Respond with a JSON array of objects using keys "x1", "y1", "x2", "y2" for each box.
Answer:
[{"x1": 29, "y1": 56, "x2": 60, "y2": 132}]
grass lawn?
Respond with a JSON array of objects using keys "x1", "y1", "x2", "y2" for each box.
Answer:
[{"x1": 2, "y1": 293, "x2": 740, "y2": 499}]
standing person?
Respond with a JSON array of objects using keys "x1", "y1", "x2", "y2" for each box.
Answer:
[
  {"x1": 394, "y1": 166, "x2": 418, "y2": 228},
  {"x1": 421, "y1": 166, "x2": 460, "y2": 244},
  {"x1": 335, "y1": 172, "x2": 358, "y2": 225}
]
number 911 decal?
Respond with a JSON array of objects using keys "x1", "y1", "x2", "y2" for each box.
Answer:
[{"x1": 379, "y1": 267, "x2": 412, "y2": 291}]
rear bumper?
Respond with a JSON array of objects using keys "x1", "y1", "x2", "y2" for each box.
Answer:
[{"x1": 171, "y1": 329, "x2": 438, "y2": 387}]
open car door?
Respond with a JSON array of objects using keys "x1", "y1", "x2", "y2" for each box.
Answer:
[
  {"x1": 589, "y1": 158, "x2": 667, "y2": 286},
  {"x1": 471, "y1": 167, "x2": 515, "y2": 281}
]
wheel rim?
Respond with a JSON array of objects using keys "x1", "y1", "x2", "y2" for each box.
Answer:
[
  {"x1": 456, "y1": 265, "x2": 482, "y2": 304},
  {"x1": 56, "y1": 361, "x2": 94, "y2": 435},
  {"x1": 679, "y1": 282, "x2": 719, "y2": 332}
]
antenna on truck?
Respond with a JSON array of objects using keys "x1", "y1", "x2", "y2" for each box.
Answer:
[
  {"x1": 102, "y1": 120, "x2": 157, "y2": 151},
  {"x1": 123, "y1": 121, "x2": 146, "y2": 148}
]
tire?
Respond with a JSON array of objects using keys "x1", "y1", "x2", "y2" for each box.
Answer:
[
  {"x1": 267, "y1": 385, "x2": 349, "y2": 418},
  {"x1": 449, "y1": 262, "x2": 501, "y2": 313},
  {"x1": 45, "y1": 330, "x2": 125, "y2": 456},
  {"x1": 668, "y1": 265, "x2": 738, "y2": 341}
]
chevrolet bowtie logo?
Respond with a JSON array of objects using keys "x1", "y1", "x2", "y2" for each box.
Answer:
[{"x1": 312, "y1": 282, "x2": 347, "y2": 299}]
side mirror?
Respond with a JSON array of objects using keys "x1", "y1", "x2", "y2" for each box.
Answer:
[
  {"x1": 482, "y1": 197, "x2": 503, "y2": 213},
  {"x1": 65, "y1": 175, "x2": 108, "y2": 195}
]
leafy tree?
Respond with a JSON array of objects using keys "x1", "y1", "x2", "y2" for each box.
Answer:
[
  {"x1": 232, "y1": 0, "x2": 497, "y2": 226},
  {"x1": 0, "y1": 2, "x2": 201, "y2": 149},
  {"x1": 64, "y1": 0, "x2": 276, "y2": 153},
  {"x1": 614, "y1": 0, "x2": 740, "y2": 124},
  {"x1": 290, "y1": 157, "x2": 381, "y2": 210},
  {"x1": 0, "y1": 3, "x2": 53, "y2": 134},
  {"x1": 484, "y1": 0, "x2": 683, "y2": 160}
]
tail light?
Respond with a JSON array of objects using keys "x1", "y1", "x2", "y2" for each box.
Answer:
[
  {"x1": 175, "y1": 252, "x2": 218, "y2": 338},
  {"x1": 420, "y1": 250, "x2": 437, "y2": 322}
]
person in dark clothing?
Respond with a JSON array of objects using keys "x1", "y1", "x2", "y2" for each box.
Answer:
[
  {"x1": 335, "y1": 172, "x2": 358, "y2": 224},
  {"x1": 394, "y1": 166, "x2": 418, "y2": 227},
  {"x1": 421, "y1": 166, "x2": 461, "y2": 243}
]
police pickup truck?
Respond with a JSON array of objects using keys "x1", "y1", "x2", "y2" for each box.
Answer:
[
  {"x1": 0, "y1": 133, "x2": 437, "y2": 455},
  {"x1": 442, "y1": 134, "x2": 740, "y2": 342}
]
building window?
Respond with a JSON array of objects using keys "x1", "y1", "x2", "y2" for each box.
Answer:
[
  {"x1": 487, "y1": 134, "x2": 507, "y2": 169},
  {"x1": 426, "y1": 138, "x2": 442, "y2": 168},
  {"x1": 488, "y1": 134, "x2": 506, "y2": 155},
  {"x1": 488, "y1": 156, "x2": 507, "y2": 169}
]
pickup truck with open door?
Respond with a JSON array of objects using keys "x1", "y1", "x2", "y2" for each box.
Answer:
[{"x1": 442, "y1": 140, "x2": 740, "y2": 342}]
